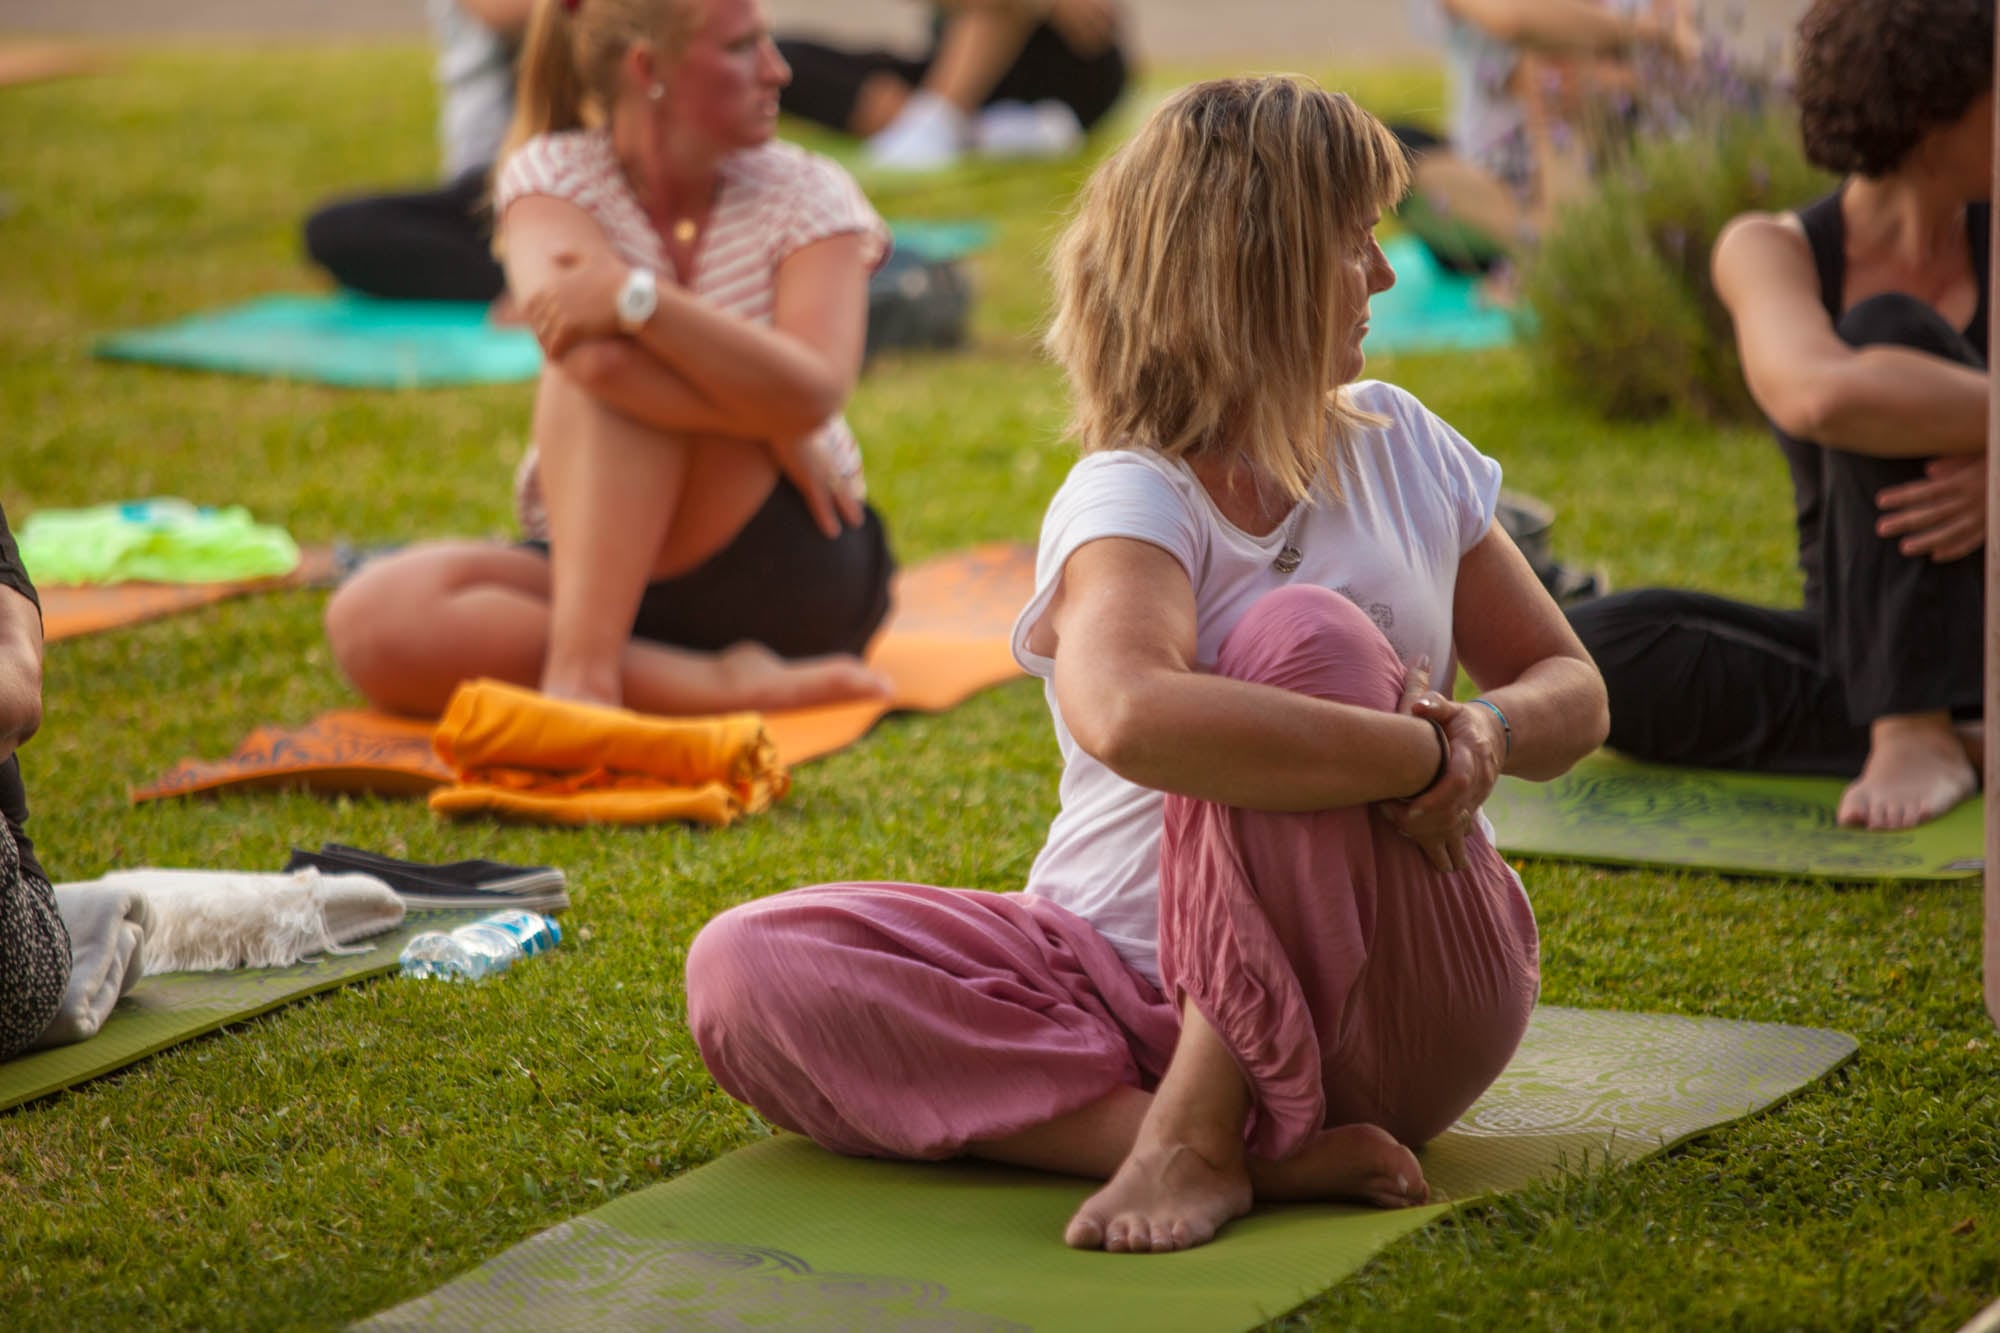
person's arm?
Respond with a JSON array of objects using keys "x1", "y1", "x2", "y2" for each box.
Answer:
[
  {"x1": 457, "y1": 0, "x2": 536, "y2": 40},
  {"x1": 1448, "y1": 521, "x2": 1609, "y2": 782},
  {"x1": 1713, "y1": 213, "x2": 1988, "y2": 457},
  {"x1": 1045, "y1": 537, "x2": 1447, "y2": 812},
  {"x1": 506, "y1": 196, "x2": 868, "y2": 441},
  {"x1": 1442, "y1": 0, "x2": 1693, "y2": 59},
  {"x1": 0, "y1": 583, "x2": 43, "y2": 769}
]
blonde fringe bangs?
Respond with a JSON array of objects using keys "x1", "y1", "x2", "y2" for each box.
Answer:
[{"x1": 1047, "y1": 76, "x2": 1410, "y2": 500}]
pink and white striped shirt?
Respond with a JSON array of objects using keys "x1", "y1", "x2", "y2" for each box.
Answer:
[{"x1": 495, "y1": 130, "x2": 889, "y2": 538}]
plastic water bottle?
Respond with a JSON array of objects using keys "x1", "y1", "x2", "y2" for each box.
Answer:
[{"x1": 398, "y1": 910, "x2": 563, "y2": 981}]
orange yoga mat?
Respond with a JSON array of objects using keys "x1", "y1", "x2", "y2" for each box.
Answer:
[
  {"x1": 0, "y1": 44, "x2": 106, "y2": 89},
  {"x1": 42, "y1": 546, "x2": 342, "y2": 643},
  {"x1": 132, "y1": 543, "x2": 1035, "y2": 804}
]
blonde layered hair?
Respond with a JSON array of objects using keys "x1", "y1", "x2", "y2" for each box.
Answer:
[
  {"x1": 500, "y1": 0, "x2": 703, "y2": 167},
  {"x1": 1047, "y1": 76, "x2": 1409, "y2": 500}
]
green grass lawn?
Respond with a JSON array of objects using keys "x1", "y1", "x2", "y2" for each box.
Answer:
[{"x1": 2, "y1": 43, "x2": 1996, "y2": 1331}]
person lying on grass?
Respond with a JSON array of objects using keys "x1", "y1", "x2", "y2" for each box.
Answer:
[
  {"x1": 327, "y1": 0, "x2": 896, "y2": 719},
  {"x1": 0, "y1": 499, "x2": 67, "y2": 1062},
  {"x1": 1569, "y1": 0, "x2": 1993, "y2": 830},
  {"x1": 684, "y1": 76, "x2": 1608, "y2": 1255}
]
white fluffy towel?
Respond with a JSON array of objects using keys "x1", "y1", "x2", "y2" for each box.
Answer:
[{"x1": 72, "y1": 868, "x2": 409, "y2": 975}]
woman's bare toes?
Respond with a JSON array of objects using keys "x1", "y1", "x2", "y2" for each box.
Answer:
[{"x1": 1063, "y1": 1142, "x2": 1252, "y2": 1254}]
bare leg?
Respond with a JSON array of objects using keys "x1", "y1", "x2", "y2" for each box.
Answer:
[
  {"x1": 920, "y1": 3, "x2": 1039, "y2": 115},
  {"x1": 1838, "y1": 710, "x2": 1980, "y2": 829},
  {"x1": 969, "y1": 1003, "x2": 1426, "y2": 1254},
  {"x1": 850, "y1": 74, "x2": 913, "y2": 137},
  {"x1": 533, "y1": 367, "x2": 698, "y2": 706},
  {"x1": 325, "y1": 543, "x2": 887, "y2": 717}
]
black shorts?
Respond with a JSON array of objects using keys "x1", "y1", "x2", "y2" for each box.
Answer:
[
  {"x1": 525, "y1": 482, "x2": 895, "y2": 659},
  {"x1": 778, "y1": 17, "x2": 1129, "y2": 134}
]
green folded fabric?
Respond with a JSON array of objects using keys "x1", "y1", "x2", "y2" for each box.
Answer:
[{"x1": 18, "y1": 499, "x2": 300, "y2": 586}]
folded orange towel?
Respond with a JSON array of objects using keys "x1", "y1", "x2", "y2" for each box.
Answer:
[{"x1": 427, "y1": 679, "x2": 789, "y2": 827}]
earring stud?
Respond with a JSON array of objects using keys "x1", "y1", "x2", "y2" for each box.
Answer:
[{"x1": 647, "y1": 82, "x2": 665, "y2": 101}]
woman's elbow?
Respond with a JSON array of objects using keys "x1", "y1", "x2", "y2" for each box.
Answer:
[{"x1": 1067, "y1": 688, "x2": 1159, "y2": 784}]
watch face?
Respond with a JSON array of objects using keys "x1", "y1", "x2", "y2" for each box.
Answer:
[{"x1": 618, "y1": 270, "x2": 657, "y2": 328}]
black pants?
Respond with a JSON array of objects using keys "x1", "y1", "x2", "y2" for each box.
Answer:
[
  {"x1": 778, "y1": 15, "x2": 1128, "y2": 134},
  {"x1": 0, "y1": 816, "x2": 67, "y2": 1062},
  {"x1": 1568, "y1": 294, "x2": 1983, "y2": 776},
  {"x1": 527, "y1": 481, "x2": 896, "y2": 660},
  {"x1": 303, "y1": 168, "x2": 506, "y2": 303}
]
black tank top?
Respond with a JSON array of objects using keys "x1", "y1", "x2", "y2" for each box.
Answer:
[
  {"x1": 1793, "y1": 186, "x2": 1990, "y2": 358},
  {"x1": 1780, "y1": 187, "x2": 1990, "y2": 611}
]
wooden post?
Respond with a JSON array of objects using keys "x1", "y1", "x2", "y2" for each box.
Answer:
[{"x1": 1988, "y1": 5, "x2": 2000, "y2": 1031}]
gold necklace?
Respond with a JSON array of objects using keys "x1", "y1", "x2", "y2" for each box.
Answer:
[{"x1": 671, "y1": 217, "x2": 698, "y2": 246}]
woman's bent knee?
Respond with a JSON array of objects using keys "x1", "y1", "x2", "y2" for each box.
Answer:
[{"x1": 1214, "y1": 584, "x2": 1404, "y2": 711}]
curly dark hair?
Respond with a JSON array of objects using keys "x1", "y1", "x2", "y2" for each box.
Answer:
[{"x1": 1795, "y1": 0, "x2": 1993, "y2": 177}]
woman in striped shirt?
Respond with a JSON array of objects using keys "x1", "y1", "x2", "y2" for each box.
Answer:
[{"x1": 327, "y1": 0, "x2": 897, "y2": 719}]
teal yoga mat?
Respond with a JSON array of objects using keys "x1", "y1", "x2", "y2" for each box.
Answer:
[
  {"x1": 1489, "y1": 751, "x2": 1983, "y2": 880},
  {"x1": 0, "y1": 911, "x2": 479, "y2": 1113},
  {"x1": 94, "y1": 293, "x2": 542, "y2": 388},
  {"x1": 362, "y1": 1007, "x2": 1854, "y2": 1333},
  {"x1": 1366, "y1": 233, "x2": 1522, "y2": 355}
]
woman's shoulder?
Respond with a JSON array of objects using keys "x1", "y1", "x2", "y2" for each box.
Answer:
[
  {"x1": 495, "y1": 128, "x2": 616, "y2": 203},
  {"x1": 1339, "y1": 381, "x2": 1490, "y2": 479},
  {"x1": 728, "y1": 139, "x2": 866, "y2": 199},
  {"x1": 1058, "y1": 446, "x2": 1195, "y2": 495}
]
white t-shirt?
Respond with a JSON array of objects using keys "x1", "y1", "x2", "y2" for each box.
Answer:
[
  {"x1": 1009, "y1": 380, "x2": 1503, "y2": 982},
  {"x1": 429, "y1": 0, "x2": 515, "y2": 180}
]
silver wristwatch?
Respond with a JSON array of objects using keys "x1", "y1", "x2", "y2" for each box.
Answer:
[{"x1": 615, "y1": 266, "x2": 659, "y2": 333}]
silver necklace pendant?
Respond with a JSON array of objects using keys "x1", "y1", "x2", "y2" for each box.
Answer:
[{"x1": 1272, "y1": 545, "x2": 1303, "y2": 574}]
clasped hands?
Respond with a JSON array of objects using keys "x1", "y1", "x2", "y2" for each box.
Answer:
[{"x1": 1377, "y1": 656, "x2": 1505, "y2": 875}]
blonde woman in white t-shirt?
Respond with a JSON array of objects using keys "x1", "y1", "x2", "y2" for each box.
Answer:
[
  {"x1": 687, "y1": 76, "x2": 1608, "y2": 1254},
  {"x1": 327, "y1": 0, "x2": 896, "y2": 719}
]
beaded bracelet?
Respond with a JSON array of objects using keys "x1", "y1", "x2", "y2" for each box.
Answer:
[
  {"x1": 1470, "y1": 697, "x2": 1513, "y2": 759},
  {"x1": 1407, "y1": 716, "x2": 1450, "y2": 800}
]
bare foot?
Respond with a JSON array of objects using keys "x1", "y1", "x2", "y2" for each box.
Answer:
[
  {"x1": 717, "y1": 642, "x2": 891, "y2": 712},
  {"x1": 1250, "y1": 1122, "x2": 1430, "y2": 1208},
  {"x1": 1838, "y1": 713, "x2": 1978, "y2": 830},
  {"x1": 1064, "y1": 1140, "x2": 1253, "y2": 1254}
]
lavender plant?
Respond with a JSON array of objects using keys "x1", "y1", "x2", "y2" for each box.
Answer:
[{"x1": 1520, "y1": 9, "x2": 1832, "y2": 422}]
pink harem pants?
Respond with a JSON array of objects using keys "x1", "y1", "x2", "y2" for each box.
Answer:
[{"x1": 687, "y1": 584, "x2": 1539, "y2": 1162}]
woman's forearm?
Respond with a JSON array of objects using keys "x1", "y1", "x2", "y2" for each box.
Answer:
[
  {"x1": 1445, "y1": 0, "x2": 1671, "y2": 56},
  {"x1": 1060, "y1": 663, "x2": 1446, "y2": 812},
  {"x1": 1469, "y1": 654, "x2": 1607, "y2": 782},
  {"x1": 556, "y1": 339, "x2": 761, "y2": 440},
  {"x1": 1803, "y1": 349, "x2": 1988, "y2": 457},
  {"x1": 0, "y1": 584, "x2": 43, "y2": 766},
  {"x1": 632, "y1": 284, "x2": 850, "y2": 440}
]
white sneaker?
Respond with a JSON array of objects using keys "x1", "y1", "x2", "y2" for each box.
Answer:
[
  {"x1": 865, "y1": 92, "x2": 970, "y2": 172},
  {"x1": 973, "y1": 99, "x2": 1084, "y2": 160}
]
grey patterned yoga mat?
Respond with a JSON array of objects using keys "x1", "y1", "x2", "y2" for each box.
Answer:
[
  {"x1": 361, "y1": 1008, "x2": 1855, "y2": 1333},
  {"x1": 1488, "y1": 751, "x2": 1982, "y2": 880}
]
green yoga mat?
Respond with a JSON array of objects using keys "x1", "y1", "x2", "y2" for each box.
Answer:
[
  {"x1": 94, "y1": 294, "x2": 543, "y2": 388},
  {"x1": 1366, "y1": 233, "x2": 1521, "y2": 355},
  {"x1": 362, "y1": 1007, "x2": 1854, "y2": 1332},
  {"x1": 1489, "y1": 751, "x2": 1984, "y2": 881},
  {"x1": 0, "y1": 911, "x2": 477, "y2": 1113}
]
